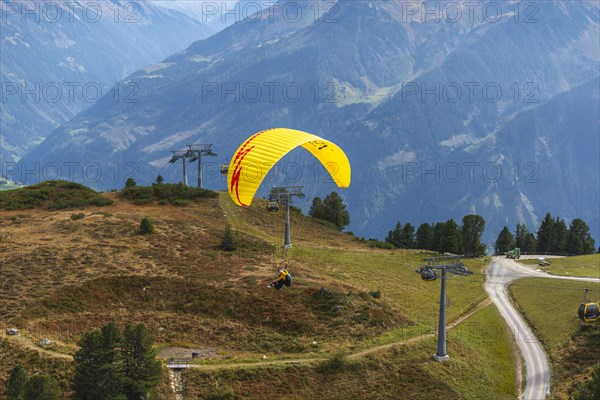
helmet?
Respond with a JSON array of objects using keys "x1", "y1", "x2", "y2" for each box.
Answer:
[{"x1": 279, "y1": 269, "x2": 284, "y2": 274}]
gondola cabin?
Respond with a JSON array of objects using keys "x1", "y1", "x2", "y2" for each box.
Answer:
[
  {"x1": 420, "y1": 269, "x2": 437, "y2": 281},
  {"x1": 578, "y1": 302, "x2": 600, "y2": 323},
  {"x1": 267, "y1": 202, "x2": 280, "y2": 213}
]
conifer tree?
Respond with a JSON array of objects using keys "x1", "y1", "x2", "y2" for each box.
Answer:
[
  {"x1": 495, "y1": 226, "x2": 515, "y2": 254},
  {"x1": 5, "y1": 365, "x2": 28, "y2": 400},
  {"x1": 399, "y1": 223, "x2": 415, "y2": 248},
  {"x1": 461, "y1": 214, "x2": 486, "y2": 256},
  {"x1": 537, "y1": 213, "x2": 555, "y2": 253},
  {"x1": 440, "y1": 219, "x2": 461, "y2": 254},
  {"x1": 567, "y1": 218, "x2": 596, "y2": 255},
  {"x1": 321, "y1": 191, "x2": 350, "y2": 231},
  {"x1": 24, "y1": 376, "x2": 61, "y2": 400},
  {"x1": 416, "y1": 223, "x2": 434, "y2": 250},
  {"x1": 122, "y1": 324, "x2": 162, "y2": 400},
  {"x1": 385, "y1": 221, "x2": 402, "y2": 247}
]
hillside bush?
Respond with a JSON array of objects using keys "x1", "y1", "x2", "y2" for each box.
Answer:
[
  {"x1": 140, "y1": 217, "x2": 155, "y2": 234},
  {"x1": 206, "y1": 382, "x2": 236, "y2": 400},
  {"x1": 317, "y1": 351, "x2": 350, "y2": 374},
  {"x1": 220, "y1": 225, "x2": 237, "y2": 252},
  {"x1": 121, "y1": 183, "x2": 217, "y2": 205}
]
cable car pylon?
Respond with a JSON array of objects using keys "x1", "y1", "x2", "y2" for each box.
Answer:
[
  {"x1": 268, "y1": 186, "x2": 305, "y2": 249},
  {"x1": 415, "y1": 256, "x2": 472, "y2": 362}
]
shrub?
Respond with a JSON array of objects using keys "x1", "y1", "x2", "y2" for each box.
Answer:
[
  {"x1": 172, "y1": 199, "x2": 189, "y2": 207},
  {"x1": 120, "y1": 183, "x2": 217, "y2": 205},
  {"x1": 206, "y1": 382, "x2": 236, "y2": 400},
  {"x1": 71, "y1": 213, "x2": 85, "y2": 220},
  {"x1": 140, "y1": 217, "x2": 155, "y2": 235},
  {"x1": 317, "y1": 351, "x2": 349, "y2": 374},
  {"x1": 220, "y1": 225, "x2": 236, "y2": 251},
  {"x1": 125, "y1": 178, "x2": 137, "y2": 188}
]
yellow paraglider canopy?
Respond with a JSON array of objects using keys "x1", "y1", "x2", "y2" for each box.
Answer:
[{"x1": 227, "y1": 128, "x2": 351, "y2": 206}]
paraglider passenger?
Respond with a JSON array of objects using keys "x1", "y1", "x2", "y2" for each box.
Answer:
[{"x1": 268, "y1": 268, "x2": 288, "y2": 290}]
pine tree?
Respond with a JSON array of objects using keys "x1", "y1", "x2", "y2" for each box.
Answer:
[
  {"x1": 321, "y1": 191, "x2": 350, "y2": 231},
  {"x1": 495, "y1": 226, "x2": 515, "y2": 254},
  {"x1": 567, "y1": 218, "x2": 596, "y2": 255},
  {"x1": 537, "y1": 213, "x2": 555, "y2": 253},
  {"x1": 122, "y1": 324, "x2": 162, "y2": 400},
  {"x1": 440, "y1": 219, "x2": 461, "y2": 254},
  {"x1": 5, "y1": 365, "x2": 28, "y2": 400},
  {"x1": 24, "y1": 376, "x2": 61, "y2": 400},
  {"x1": 308, "y1": 197, "x2": 325, "y2": 220},
  {"x1": 432, "y1": 222, "x2": 445, "y2": 253},
  {"x1": 416, "y1": 223, "x2": 434, "y2": 250},
  {"x1": 73, "y1": 323, "x2": 124, "y2": 400},
  {"x1": 514, "y1": 223, "x2": 531, "y2": 250},
  {"x1": 385, "y1": 221, "x2": 402, "y2": 247},
  {"x1": 550, "y1": 217, "x2": 568, "y2": 254},
  {"x1": 524, "y1": 233, "x2": 537, "y2": 254},
  {"x1": 461, "y1": 214, "x2": 486, "y2": 256},
  {"x1": 399, "y1": 223, "x2": 415, "y2": 248},
  {"x1": 73, "y1": 330, "x2": 103, "y2": 400},
  {"x1": 155, "y1": 175, "x2": 164, "y2": 184},
  {"x1": 99, "y1": 323, "x2": 125, "y2": 398}
]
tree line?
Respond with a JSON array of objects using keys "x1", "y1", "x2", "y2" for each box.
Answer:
[
  {"x1": 384, "y1": 214, "x2": 487, "y2": 257},
  {"x1": 5, "y1": 323, "x2": 162, "y2": 400},
  {"x1": 495, "y1": 213, "x2": 596, "y2": 255}
]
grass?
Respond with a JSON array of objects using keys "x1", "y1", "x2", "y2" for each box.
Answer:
[
  {"x1": 509, "y1": 278, "x2": 600, "y2": 398},
  {"x1": 183, "y1": 304, "x2": 516, "y2": 399},
  {"x1": 520, "y1": 254, "x2": 600, "y2": 278},
  {"x1": 291, "y1": 246, "x2": 489, "y2": 343}
]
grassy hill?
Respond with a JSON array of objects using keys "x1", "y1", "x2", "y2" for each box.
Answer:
[
  {"x1": 520, "y1": 254, "x2": 600, "y2": 278},
  {"x1": 510, "y1": 278, "x2": 600, "y2": 399},
  {"x1": 0, "y1": 180, "x2": 112, "y2": 210},
  {"x1": 0, "y1": 183, "x2": 516, "y2": 399}
]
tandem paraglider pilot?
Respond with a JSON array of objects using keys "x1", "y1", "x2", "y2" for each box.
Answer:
[{"x1": 268, "y1": 267, "x2": 292, "y2": 290}]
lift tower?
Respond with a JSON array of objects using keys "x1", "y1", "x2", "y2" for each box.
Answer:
[
  {"x1": 187, "y1": 144, "x2": 217, "y2": 189},
  {"x1": 269, "y1": 186, "x2": 305, "y2": 249},
  {"x1": 169, "y1": 150, "x2": 192, "y2": 186},
  {"x1": 416, "y1": 256, "x2": 473, "y2": 362}
]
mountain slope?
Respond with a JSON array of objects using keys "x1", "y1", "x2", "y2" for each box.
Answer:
[
  {"x1": 0, "y1": 183, "x2": 515, "y2": 399},
  {"x1": 0, "y1": 0, "x2": 213, "y2": 162},
  {"x1": 17, "y1": 0, "x2": 477, "y2": 184},
  {"x1": 17, "y1": 0, "x2": 600, "y2": 243}
]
